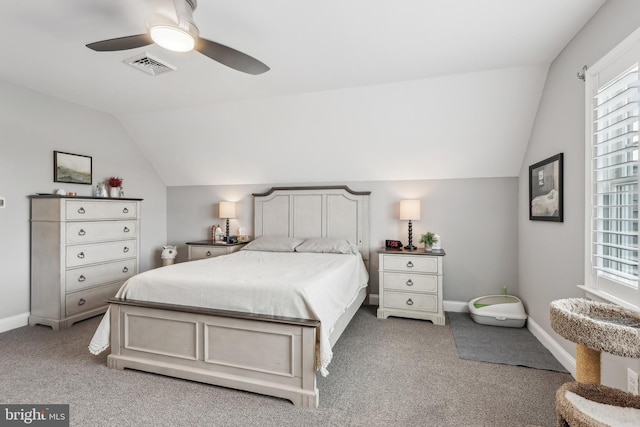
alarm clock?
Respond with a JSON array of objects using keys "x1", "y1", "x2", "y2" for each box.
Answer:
[{"x1": 385, "y1": 239, "x2": 403, "y2": 250}]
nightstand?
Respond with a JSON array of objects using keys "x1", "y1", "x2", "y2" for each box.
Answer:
[
  {"x1": 186, "y1": 240, "x2": 248, "y2": 260},
  {"x1": 377, "y1": 248, "x2": 446, "y2": 325}
]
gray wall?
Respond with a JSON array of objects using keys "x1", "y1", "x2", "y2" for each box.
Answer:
[
  {"x1": 0, "y1": 80, "x2": 167, "y2": 329},
  {"x1": 167, "y1": 177, "x2": 518, "y2": 302},
  {"x1": 518, "y1": 0, "x2": 640, "y2": 389}
]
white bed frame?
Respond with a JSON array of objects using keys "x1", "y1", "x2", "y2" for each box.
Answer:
[{"x1": 105, "y1": 186, "x2": 370, "y2": 408}]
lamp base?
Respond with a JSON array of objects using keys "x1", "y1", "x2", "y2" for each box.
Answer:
[{"x1": 404, "y1": 245, "x2": 417, "y2": 251}]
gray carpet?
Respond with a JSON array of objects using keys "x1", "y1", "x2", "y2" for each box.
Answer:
[
  {"x1": 0, "y1": 306, "x2": 573, "y2": 426},
  {"x1": 449, "y1": 312, "x2": 568, "y2": 373}
]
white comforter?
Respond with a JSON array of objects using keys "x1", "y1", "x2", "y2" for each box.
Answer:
[{"x1": 89, "y1": 250, "x2": 369, "y2": 375}]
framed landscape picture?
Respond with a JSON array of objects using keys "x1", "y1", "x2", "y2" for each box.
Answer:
[
  {"x1": 529, "y1": 153, "x2": 563, "y2": 222},
  {"x1": 54, "y1": 151, "x2": 92, "y2": 185}
]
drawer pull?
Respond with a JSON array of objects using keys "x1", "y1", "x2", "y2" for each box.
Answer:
[
  {"x1": 406, "y1": 298, "x2": 414, "y2": 306},
  {"x1": 206, "y1": 251, "x2": 212, "y2": 256},
  {"x1": 406, "y1": 261, "x2": 414, "y2": 268},
  {"x1": 77, "y1": 207, "x2": 86, "y2": 214},
  {"x1": 78, "y1": 229, "x2": 86, "y2": 236},
  {"x1": 123, "y1": 207, "x2": 129, "y2": 214},
  {"x1": 406, "y1": 279, "x2": 414, "y2": 287},
  {"x1": 78, "y1": 275, "x2": 86, "y2": 282},
  {"x1": 78, "y1": 298, "x2": 86, "y2": 306},
  {"x1": 123, "y1": 226, "x2": 130, "y2": 233},
  {"x1": 77, "y1": 252, "x2": 85, "y2": 259},
  {"x1": 122, "y1": 266, "x2": 129, "y2": 273},
  {"x1": 123, "y1": 246, "x2": 129, "y2": 253}
]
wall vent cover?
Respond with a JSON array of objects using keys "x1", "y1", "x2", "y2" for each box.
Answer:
[{"x1": 124, "y1": 53, "x2": 176, "y2": 76}]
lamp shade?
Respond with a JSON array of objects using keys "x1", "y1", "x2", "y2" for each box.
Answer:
[
  {"x1": 219, "y1": 201, "x2": 236, "y2": 219},
  {"x1": 399, "y1": 200, "x2": 421, "y2": 220}
]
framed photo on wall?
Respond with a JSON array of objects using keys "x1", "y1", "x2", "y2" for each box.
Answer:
[
  {"x1": 529, "y1": 153, "x2": 563, "y2": 222},
  {"x1": 54, "y1": 151, "x2": 92, "y2": 185}
]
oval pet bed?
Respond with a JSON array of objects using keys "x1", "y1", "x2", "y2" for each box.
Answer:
[
  {"x1": 556, "y1": 381, "x2": 640, "y2": 427},
  {"x1": 550, "y1": 298, "x2": 640, "y2": 384},
  {"x1": 468, "y1": 295, "x2": 527, "y2": 328}
]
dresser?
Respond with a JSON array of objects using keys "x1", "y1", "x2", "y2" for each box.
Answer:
[
  {"x1": 186, "y1": 240, "x2": 248, "y2": 260},
  {"x1": 29, "y1": 195, "x2": 142, "y2": 330},
  {"x1": 377, "y1": 248, "x2": 446, "y2": 325}
]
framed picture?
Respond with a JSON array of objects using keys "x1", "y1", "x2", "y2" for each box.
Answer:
[
  {"x1": 53, "y1": 151, "x2": 92, "y2": 185},
  {"x1": 529, "y1": 153, "x2": 563, "y2": 222}
]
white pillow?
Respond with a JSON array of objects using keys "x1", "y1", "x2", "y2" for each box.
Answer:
[
  {"x1": 295, "y1": 238, "x2": 359, "y2": 255},
  {"x1": 242, "y1": 236, "x2": 305, "y2": 252}
]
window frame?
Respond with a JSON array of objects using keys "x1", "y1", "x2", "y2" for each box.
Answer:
[{"x1": 584, "y1": 27, "x2": 640, "y2": 310}]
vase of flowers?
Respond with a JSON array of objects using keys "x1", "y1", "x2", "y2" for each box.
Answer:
[{"x1": 108, "y1": 176, "x2": 123, "y2": 198}]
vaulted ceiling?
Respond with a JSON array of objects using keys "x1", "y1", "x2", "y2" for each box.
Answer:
[{"x1": 0, "y1": 1, "x2": 606, "y2": 185}]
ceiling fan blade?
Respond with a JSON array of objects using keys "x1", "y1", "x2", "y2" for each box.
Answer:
[
  {"x1": 86, "y1": 34, "x2": 153, "y2": 52},
  {"x1": 195, "y1": 38, "x2": 269, "y2": 75}
]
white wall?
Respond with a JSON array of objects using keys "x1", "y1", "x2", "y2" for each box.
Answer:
[
  {"x1": 518, "y1": 0, "x2": 640, "y2": 389},
  {"x1": 0, "y1": 80, "x2": 167, "y2": 331},
  {"x1": 167, "y1": 177, "x2": 518, "y2": 302}
]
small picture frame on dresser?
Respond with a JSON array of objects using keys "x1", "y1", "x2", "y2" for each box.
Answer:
[{"x1": 54, "y1": 151, "x2": 92, "y2": 185}]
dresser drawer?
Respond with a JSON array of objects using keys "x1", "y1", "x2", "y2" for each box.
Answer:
[
  {"x1": 66, "y1": 239, "x2": 137, "y2": 267},
  {"x1": 66, "y1": 259, "x2": 137, "y2": 293},
  {"x1": 190, "y1": 246, "x2": 234, "y2": 259},
  {"x1": 66, "y1": 282, "x2": 121, "y2": 316},
  {"x1": 66, "y1": 201, "x2": 138, "y2": 220},
  {"x1": 66, "y1": 221, "x2": 137, "y2": 244},
  {"x1": 383, "y1": 272, "x2": 438, "y2": 293},
  {"x1": 382, "y1": 255, "x2": 439, "y2": 273},
  {"x1": 384, "y1": 291, "x2": 438, "y2": 313}
]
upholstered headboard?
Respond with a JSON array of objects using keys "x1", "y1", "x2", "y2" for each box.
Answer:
[{"x1": 253, "y1": 186, "x2": 371, "y2": 264}]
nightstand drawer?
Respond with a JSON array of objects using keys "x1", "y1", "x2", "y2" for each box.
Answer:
[
  {"x1": 384, "y1": 291, "x2": 438, "y2": 313},
  {"x1": 66, "y1": 282, "x2": 121, "y2": 316},
  {"x1": 190, "y1": 246, "x2": 232, "y2": 259},
  {"x1": 66, "y1": 221, "x2": 137, "y2": 244},
  {"x1": 383, "y1": 272, "x2": 438, "y2": 293},
  {"x1": 66, "y1": 259, "x2": 137, "y2": 293},
  {"x1": 382, "y1": 255, "x2": 438, "y2": 273}
]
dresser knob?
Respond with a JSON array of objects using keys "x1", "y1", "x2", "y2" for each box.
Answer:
[
  {"x1": 78, "y1": 229, "x2": 86, "y2": 236},
  {"x1": 78, "y1": 275, "x2": 86, "y2": 282},
  {"x1": 77, "y1": 207, "x2": 85, "y2": 214},
  {"x1": 206, "y1": 251, "x2": 212, "y2": 256},
  {"x1": 406, "y1": 261, "x2": 414, "y2": 268},
  {"x1": 77, "y1": 252, "x2": 85, "y2": 259},
  {"x1": 406, "y1": 298, "x2": 414, "y2": 306},
  {"x1": 123, "y1": 247, "x2": 129, "y2": 253},
  {"x1": 78, "y1": 298, "x2": 86, "y2": 306},
  {"x1": 123, "y1": 226, "x2": 130, "y2": 233},
  {"x1": 122, "y1": 266, "x2": 129, "y2": 273},
  {"x1": 406, "y1": 279, "x2": 413, "y2": 286},
  {"x1": 122, "y1": 207, "x2": 129, "y2": 213}
]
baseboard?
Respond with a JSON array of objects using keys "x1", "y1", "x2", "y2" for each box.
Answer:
[
  {"x1": 527, "y1": 316, "x2": 576, "y2": 378},
  {"x1": 0, "y1": 312, "x2": 29, "y2": 334},
  {"x1": 443, "y1": 300, "x2": 469, "y2": 313},
  {"x1": 368, "y1": 294, "x2": 379, "y2": 306}
]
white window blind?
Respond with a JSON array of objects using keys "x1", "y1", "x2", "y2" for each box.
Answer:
[{"x1": 591, "y1": 64, "x2": 639, "y2": 289}]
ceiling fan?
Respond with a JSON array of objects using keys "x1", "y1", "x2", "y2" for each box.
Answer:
[{"x1": 86, "y1": 0, "x2": 269, "y2": 75}]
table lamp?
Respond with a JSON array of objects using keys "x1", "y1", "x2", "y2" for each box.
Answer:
[
  {"x1": 400, "y1": 199, "x2": 420, "y2": 250},
  {"x1": 219, "y1": 201, "x2": 236, "y2": 242}
]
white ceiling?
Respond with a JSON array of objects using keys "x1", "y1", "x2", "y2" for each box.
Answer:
[{"x1": 0, "y1": 0, "x2": 606, "y2": 185}]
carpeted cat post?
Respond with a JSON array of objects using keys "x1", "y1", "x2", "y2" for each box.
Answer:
[{"x1": 550, "y1": 298, "x2": 640, "y2": 426}]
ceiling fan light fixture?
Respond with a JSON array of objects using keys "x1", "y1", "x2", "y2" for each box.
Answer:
[{"x1": 150, "y1": 25, "x2": 195, "y2": 52}]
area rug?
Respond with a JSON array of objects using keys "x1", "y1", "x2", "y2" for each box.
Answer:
[{"x1": 448, "y1": 312, "x2": 568, "y2": 372}]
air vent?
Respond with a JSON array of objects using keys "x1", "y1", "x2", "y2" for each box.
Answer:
[{"x1": 124, "y1": 53, "x2": 176, "y2": 76}]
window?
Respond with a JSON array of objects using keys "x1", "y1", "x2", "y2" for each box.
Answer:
[{"x1": 585, "y1": 29, "x2": 640, "y2": 308}]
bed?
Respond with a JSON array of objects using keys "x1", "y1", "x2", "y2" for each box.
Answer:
[{"x1": 89, "y1": 186, "x2": 370, "y2": 408}]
